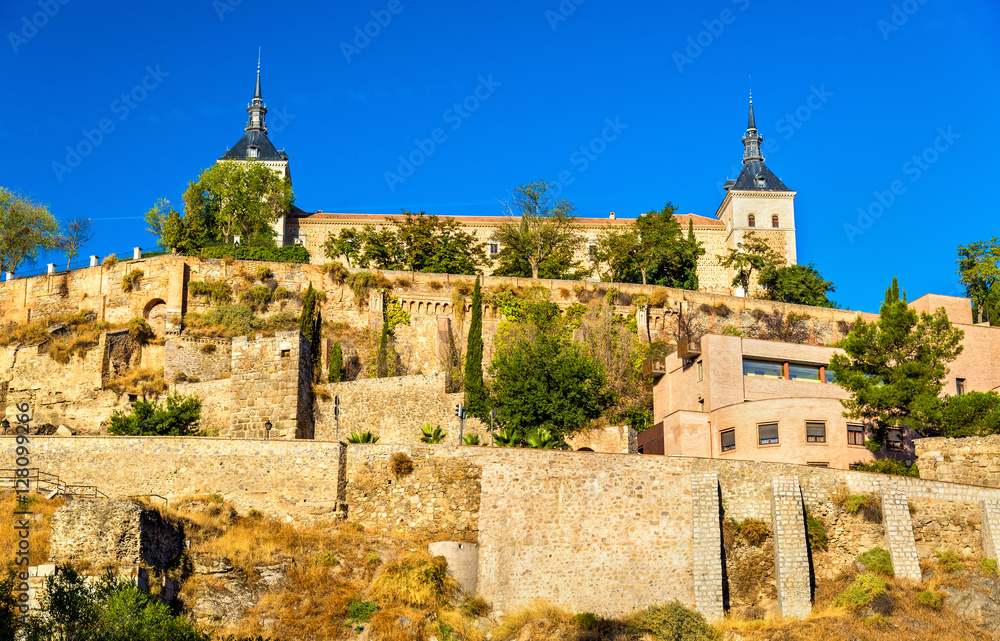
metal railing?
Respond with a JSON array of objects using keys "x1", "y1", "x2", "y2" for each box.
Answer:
[{"x1": 0, "y1": 468, "x2": 108, "y2": 500}]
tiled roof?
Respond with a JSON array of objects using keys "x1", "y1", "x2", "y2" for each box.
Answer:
[
  {"x1": 291, "y1": 211, "x2": 724, "y2": 227},
  {"x1": 220, "y1": 130, "x2": 288, "y2": 161}
]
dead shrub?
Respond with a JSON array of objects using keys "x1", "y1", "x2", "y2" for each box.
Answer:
[
  {"x1": 369, "y1": 552, "x2": 458, "y2": 609},
  {"x1": 649, "y1": 290, "x2": 668, "y2": 307},
  {"x1": 390, "y1": 452, "x2": 414, "y2": 477}
]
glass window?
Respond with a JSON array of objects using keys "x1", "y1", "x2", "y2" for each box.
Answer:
[
  {"x1": 489, "y1": 243, "x2": 499, "y2": 255},
  {"x1": 772, "y1": 215, "x2": 779, "y2": 228},
  {"x1": 721, "y1": 429, "x2": 736, "y2": 452},
  {"x1": 789, "y1": 364, "x2": 821, "y2": 382},
  {"x1": 758, "y1": 423, "x2": 779, "y2": 445},
  {"x1": 847, "y1": 424, "x2": 865, "y2": 446},
  {"x1": 743, "y1": 359, "x2": 784, "y2": 379},
  {"x1": 825, "y1": 369, "x2": 837, "y2": 383},
  {"x1": 748, "y1": 215, "x2": 756, "y2": 227},
  {"x1": 957, "y1": 378, "x2": 966, "y2": 395},
  {"x1": 806, "y1": 421, "x2": 826, "y2": 443},
  {"x1": 697, "y1": 360, "x2": 703, "y2": 381},
  {"x1": 886, "y1": 429, "x2": 904, "y2": 450}
]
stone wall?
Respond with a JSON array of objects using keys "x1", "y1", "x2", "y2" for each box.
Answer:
[
  {"x1": 164, "y1": 337, "x2": 232, "y2": 383},
  {"x1": 229, "y1": 332, "x2": 313, "y2": 440},
  {"x1": 314, "y1": 374, "x2": 487, "y2": 444},
  {"x1": 916, "y1": 435, "x2": 1000, "y2": 487},
  {"x1": 172, "y1": 378, "x2": 231, "y2": 436}
]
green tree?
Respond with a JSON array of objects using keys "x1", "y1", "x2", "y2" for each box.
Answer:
[
  {"x1": 925, "y1": 391, "x2": 1000, "y2": 437},
  {"x1": 61, "y1": 217, "x2": 93, "y2": 270},
  {"x1": 717, "y1": 232, "x2": 783, "y2": 295},
  {"x1": 358, "y1": 224, "x2": 405, "y2": 270},
  {"x1": 489, "y1": 332, "x2": 613, "y2": 442},
  {"x1": 376, "y1": 306, "x2": 389, "y2": 378},
  {"x1": 829, "y1": 278, "x2": 965, "y2": 447},
  {"x1": 183, "y1": 160, "x2": 294, "y2": 245},
  {"x1": 492, "y1": 181, "x2": 581, "y2": 280},
  {"x1": 594, "y1": 207, "x2": 703, "y2": 289},
  {"x1": 329, "y1": 341, "x2": 343, "y2": 383},
  {"x1": 464, "y1": 276, "x2": 486, "y2": 418},
  {"x1": 323, "y1": 228, "x2": 363, "y2": 267},
  {"x1": 593, "y1": 226, "x2": 638, "y2": 283},
  {"x1": 0, "y1": 187, "x2": 62, "y2": 275},
  {"x1": 0, "y1": 565, "x2": 21, "y2": 641},
  {"x1": 957, "y1": 237, "x2": 1000, "y2": 324},
  {"x1": 300, "y1": 283, "x2": 320, "y2": 378},
  {"x1": 107, "y1": 393, "x2": 202, "y2": 436},
  {"x1": 758, "y1": 263, "x2": 837, "y2": 308}
]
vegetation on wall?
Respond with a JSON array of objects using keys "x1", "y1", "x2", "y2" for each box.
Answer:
[
  {"x1": 108, "y1": 392, "x2": 202, "y2": 436},
  {"x1": 328, "y1": 341, "x2": 343, "y2": 383},
  {"x1": 758, "y1": 263, "x2": 838, "y2": 308}
]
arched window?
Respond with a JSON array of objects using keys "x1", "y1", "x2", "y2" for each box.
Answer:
[
  {"x1": 772, "y1": 215, "x2": 779, "y2": 228},
  {"x1": 748, "y1": 215, "x2": 756, "y2": 228}
]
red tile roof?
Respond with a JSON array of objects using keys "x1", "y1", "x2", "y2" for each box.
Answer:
[{"x1": 291, "y1": 211, "x2": 724, "y2": 227}]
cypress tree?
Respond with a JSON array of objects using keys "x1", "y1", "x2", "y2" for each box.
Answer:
[
  {"x1": 329, "y1": 342, "x2": 343, "y2": 383},
  {"x1": 376, "y1": 313, "x2": 389, "y2": 378},
  {"x1": 312, "y1": 308, "x2": 322, "y2": 382},
  {"x1": 464, "y1": 276, "x2": 485, "y2": 417},
  {"x1": 300, "y1": 283, "x2": 317, "y2": 372}
]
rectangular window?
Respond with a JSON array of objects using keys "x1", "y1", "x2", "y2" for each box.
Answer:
[
  {"x1": 957, "y1": 378, "x2": 966, "y2": 395},
  {"x1": 489, "y1": 243, "x2": 499, "y2": 255},
  {"x1": 825, "y1": 369, "x2": 837, "y2": 383},
  {"x1": 721, "y1": 429, "x2": 736, "y2": 452},
  {"x1": 886, "y1": 429, "x2": 904, "y2": 450},
  {"x1": 758, "y1": 423, "x2": 779, "y2": 445},
  {"x1": 280, "y1": 349, "x2": 291, "y2": 358},
  {"x1": 806, "y1": 421, "x2": 827, "y2": 443},
  {"x1": 743, "y1": 359, "x2": 784, "y2": 379},
  {"x1": 789, "y1": 364, "x2": 822, "y2": 382},
  {"x1": 847, "y1": 424, "x2": 865, "y2": 446},
  {"x1": 697, "y1": 360, "x2": 703, "y2": 381},
  {"x1": 807, "y1": 462, "x2": 829, "y2": 468}
]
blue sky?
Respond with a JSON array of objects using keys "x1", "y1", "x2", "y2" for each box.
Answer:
[{"x1": 1, "y1": 0, "x2": 998, "y2": 312}]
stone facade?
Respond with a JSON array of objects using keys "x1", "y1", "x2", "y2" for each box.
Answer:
[
  {"x1": 916, "y1": 435, "x2": 1000, "y2": 487},
  {"x1": 164, "y1": 337, "x2": 232, "y2": 383},
  {"x1": 229, "y1": 331, "x2": 313, "y2": 440},
  {"x1": 48, "y1": 499, "x2": 184, "y2": 570}
]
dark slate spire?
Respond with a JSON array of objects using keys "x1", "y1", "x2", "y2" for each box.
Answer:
[
  {"x1": 742, "y1": 93, "x2": 763, "y2": 165},
  {"x1": 246, "y1": 52, "x2": 267, "y2": 134}
]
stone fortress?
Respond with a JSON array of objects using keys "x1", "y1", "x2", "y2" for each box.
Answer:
[{"x1": 6, "y1": 67, "x2": 1000, "y2": 625}]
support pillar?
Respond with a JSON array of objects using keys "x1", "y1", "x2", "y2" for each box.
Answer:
[
  {"x1": 771, "y1": 475, "x2": 812, "y2": 618},
  {"x1": 691, "y1": 472, "x2": 724, "y2": 622},
  {"x1": 881, "y1": 487, "x2": 921, "y2": 580}
]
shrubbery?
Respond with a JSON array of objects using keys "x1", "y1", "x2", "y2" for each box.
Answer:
[
  {"x1": 199, "y1": 244, "x2": 310, "y2": 264},
  {"x1": 629, "y1": 601, "x2": 719, "y2": 641},
  {"x1": 856, "y1": 547, "x2": 894, "y2": 577},
  {"x1": 833, "y1": 573, "x2": 889, "y2": 609},
  {"x1": 852, "y1": 458, "x2": 919, "y2": 477},
  {"x1": 108, "y1": 393, "x2": 202, "y2": 436}
]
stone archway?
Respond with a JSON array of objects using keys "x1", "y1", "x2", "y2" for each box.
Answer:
[{"x1": 143, "y1": 298, "x2": 167, "y2": 335}]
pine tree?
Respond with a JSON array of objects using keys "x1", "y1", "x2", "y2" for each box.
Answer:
[
  {"x1": 464, "y1": 275, "x2": 486, "y2": 417},
  {"x1": 329, "y1": 342, "x2": 343, "y2": 383}
]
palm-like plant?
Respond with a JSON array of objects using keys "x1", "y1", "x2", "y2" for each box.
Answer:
[
  {"x1": 420, "y1": 423, "x2": 446, "y2": 444},
  {"x1": 524, "y1": 428, "x2": 559, "y2": 449},
  {"x1": 347, "y1": 430, "x2": 380, "y2": 444},
  {"x1": 493, "y1": 427, "x2": 521, "y2": 448},
  {"x1": 462, "y1": 434, "x2": 481, "y2": 446}
]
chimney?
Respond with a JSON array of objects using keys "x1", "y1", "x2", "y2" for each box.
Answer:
[{"x1": 609, "y1": 211, "x2": 616, "y2": 220}]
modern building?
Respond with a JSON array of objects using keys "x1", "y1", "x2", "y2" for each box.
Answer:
[
  {"x1": 643, "y1": 294, "x2": 1000, "y2": 470},
  {"x1": 215, "y1": 63, "x2": 798, "y2": 295}
]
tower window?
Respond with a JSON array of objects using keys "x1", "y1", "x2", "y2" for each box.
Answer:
[
  {"x1": 247, "y1": 146, "x2": 258, "y2": 158},
  {"x1": 748, "y1": 215, "x2": 756, "y2": 228},
  {"x1": 489, "y1": 243, "x2": 499, "y2": 255},
  {"x1": 772, "y1": 215, "x2": 779, "y2": 228}
]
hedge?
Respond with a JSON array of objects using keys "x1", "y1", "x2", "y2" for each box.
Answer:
[{"x1": 197, "y1": 244, "x2": 310, "y2": 264}]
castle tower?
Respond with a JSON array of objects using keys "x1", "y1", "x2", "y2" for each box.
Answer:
[
  {"x1": 714, "y1": 96, "x2": 797, "y2": 296},
  {"x1": 218, "y1": 54, "x2": 292, "y2": 245}
]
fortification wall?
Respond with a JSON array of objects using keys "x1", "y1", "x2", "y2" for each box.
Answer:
[
  {"x1": 916, "y1": 435, "x2": 1000, "y2": 488},
  {"x1": 163, "y1": 337, "x2": 232, "y2": 383}
]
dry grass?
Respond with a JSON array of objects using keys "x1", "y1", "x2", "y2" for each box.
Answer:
[
  {"x1": 192, "y1": 515, "x2": 332, "y2": 578},
  {"x1": 369, "y1": 605, "x2": 431, "y2": 641},
  {"x1": 0, "y1": 491, "x2": 66, "y2": 566},
  {"x1": 491, "y1": 600, "x2": 578, "y2": 641},
  {"x1": 104, "y1": 366, "x2": 167, "y2": 397},
  {"x1": 370, "y1": 552, "x2": 458, "y2": 609},
  {"x1": 0, "y1": 310, "x2": 118, "y2": 365}
]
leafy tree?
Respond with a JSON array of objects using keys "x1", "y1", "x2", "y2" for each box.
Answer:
[
  {"x1": 594, "y1": 206, "x2": 703, "y2": 289},
  {"x1": 957, "y1": 237, "x2": 1000, "y2": 324},
  {"x1": 925, "y1": 391, "x2": 1000, "y2": 438},
  {"x1": 758, "y1": 262, "x2": 837, "y2": 308},
  {"x1": 61, "y1": 217, "x2": 93, "y2": 270},
  {"x1": 0, "y1": 187, "x2": 62, "y2": 275},
  {"x1": 492, "y1": 181, "x2": 581, "y2": 280},
  {"x1": 107, "y1": 394, "x2": 202, "y2": 436},
  {"x1": 146, "y1": 199, "x2": 209, "y2": 254},
  {"x1": 183, "y1": 160, "x2": 294, "y2": 245},
  {"x1": 464, "y1": 276, "x2": 486, "y2": 418},
  {"x1": 489, "y1": 332, "x2": 613, "y2": 441},
  {"x1": 717, "y1": 232, "x2": 783, "y2": 296},
  {"x1": 829, "y1": 278, "x2": 964, "y2": 447},
  {"x1": 358, "y1": 224, "x2": 404, "y2": 270},
  {"x1": 392, "y1": 211, "x2": 487, "y2": 274},
  {"x1": 323, "y1": 228, "x2": 363, "y2": 267},
  {"x1": 593, "y1": 226, "x2": 638, "y2": 283},
  {"x1": 329, "y1": 341, "x2": 343, "y2": 383}
]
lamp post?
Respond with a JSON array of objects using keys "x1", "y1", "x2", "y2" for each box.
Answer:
[
  {"x1": 234, "y1": 235, "x2": 241, "y2": 262},
  {"x1": 264, "y1": 419, "x2": 272, "y2": 440}
]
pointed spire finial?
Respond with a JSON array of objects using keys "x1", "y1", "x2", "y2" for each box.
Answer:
[
  {"x1": 253, "y1": 49, "x2": 263, "y2": 102},
  {"x1": 742, "y1": 90, "x2": 763, "y2": 165}
]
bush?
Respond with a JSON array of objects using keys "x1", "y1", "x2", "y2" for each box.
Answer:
[
  {"x1": 108, "y1": 393, "x2": 202, "y2": 436},
  {"x1": 915, "y1": 589, "x2": 943, "y2": 609},
  {"x1": 844, "y1": 494, "x2": 867, "y2": 514},
  {"x1": 856, "y1": 547, "x2": 894, "y2": 577},
  {"x1": 852, "y1": 458, "x2": 919, "y2": 477},
  {"x1": 345, "y1": 599, "x2": 379, "y2": 622},
  {"x1": 936, "y1": 548, "x2": 963, "y2": 573},
  {"x1": 390, "y1": 452, "x2": 414, "y2": 477},
  {"x1": 420, "y1": 423, "x2": 446, "y2": 444},
  {"x1": 121, "y1": 269, "x2": 144, "y2": 293},
  {"x1": 735, "y1": 518, "x2": 770, "y2": 547},
  {"x1": 629, "y1": 601, "x2": 719, "y2": 641},
  {"x1": 428, "y1": 280, "x2": 443, "y2": 290},
  {"x1": 573, "y1": 612, "x2": 601, "y2": 630},
  {"x1": 980, "y1": 558, "x2": 998, "y2": 574},
  {"x1": 347, "y1": 430, "x2": 379, "y2": 443},
  {"x1": 462, "y1": 596, "x2": 491, "y2": 618},
  {"x1": 806, "y1": 509, "x2": 828, "y2": 551},
  {"x1": 200, "y1": 343, "x2": 216, "y2": 354},
  {"x1": 842, "y1": 493, "x2": 883, "y2": 522},
  {"x1": 649, "y1": 290, "x2": 668, "y2": 307},
  {"x1": 256, "y1": 265, "x2": 273, "y2": 282},
  {"x1": 321, "y1": 261, "x2": 349, "y2": 284},
  {"x1": 199, "y1": 244, "x2": 310, "y2": 264},
  {"x1": 833, "y1": 573, "x2": 889, "y2": 609},
  {"x1": 369, "y1": 553, "x2": 457, "y2": 608},
  {"x1": 127, "y1": 317, "x2": 154, "y2": 343},
  {"x1": 102, "y1": 254, "x2": 118, "y2": 268},
  {"x1": 272, "y1": 286, "x2": 290, "y2": 302},
  {"x1": 239, "y1": 285, "x2": 273, "y2": 312},
  {"x1": 189, "y1": 280, "x2": 233, "y2": 305},
  {"x1": 462, "y1": 434, "x2": 481, "y2": 445},
  {"x1": 345, "y1": 271, "x2": 392, "y2": 308}
]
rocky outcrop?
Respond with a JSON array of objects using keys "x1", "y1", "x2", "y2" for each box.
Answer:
[{"x1": 186, "y1": 554, "x2": 290, "y2": 630}]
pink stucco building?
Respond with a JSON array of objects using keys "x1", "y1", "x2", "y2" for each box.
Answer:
[{"x1": 644, "y1": 294, "x2": 1000, "y2": 470}]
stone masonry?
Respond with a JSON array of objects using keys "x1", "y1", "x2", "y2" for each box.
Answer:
[
  {"x1": 981, "y1": 499, "x2": 1000, "y2": 560},
  {"x1": 770, "y1": 475, "x2": 812, "y2": 618},
  {"x1": 229, "y1": 331, "x2": 313, "y2": 439},
  {"x1": 881, "y1": 487, "x2": 922, "y2": 580},
  {"x1": 691, "y1": 472, "x2": 724, "y2": 622}
]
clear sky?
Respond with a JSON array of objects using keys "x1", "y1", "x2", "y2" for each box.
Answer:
[{"x1": 2, "y1": 0, "x2": 998, "y2": 312}]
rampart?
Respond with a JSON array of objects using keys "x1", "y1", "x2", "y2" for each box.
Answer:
[
  {"x1": 5, "y1": 437, "x2": 1000, "y2": 619},
  {"x1": 916, "y1": 435, "x2": 1000, "y2": 487}
]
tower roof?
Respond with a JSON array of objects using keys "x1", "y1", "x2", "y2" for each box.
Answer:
[
  {"x1": 219, "y1": 53, "x2": 288, "y2": 162},
  {"x1": 747, "y1": 97, "x2": 757, "y2": 131},
  {"x1": 728, "y1": 95, "x2": 791, "y2": 192}
]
